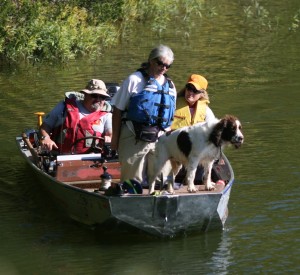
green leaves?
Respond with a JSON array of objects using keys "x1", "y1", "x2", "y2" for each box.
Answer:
[
  {"x1": 290, "y1": 9, "x2": 300, "y2": 32},
  {"x1": 1, "y1": 0, "x2": 297, "y2": 63},
  {"x1": 0, "y1": 1, "x2": 119, "y2": 63}
]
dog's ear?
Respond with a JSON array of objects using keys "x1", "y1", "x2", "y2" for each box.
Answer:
[
  {"x1": 221, "y1": 115, "x2": 239, "y2": 141},
  {"x1": 210, "y1": 115, "x2": 239, "y2": 146},
  {"x1": 209, "y1": 119, "x2": 226, "y2": 147},
  {"x1": 223, "y1": 114, "x2": 237, "y2": 124}
]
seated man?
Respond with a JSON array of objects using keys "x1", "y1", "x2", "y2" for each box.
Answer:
[{"x1": 39, "y1": 79, "x2": 112, "y2": 154}]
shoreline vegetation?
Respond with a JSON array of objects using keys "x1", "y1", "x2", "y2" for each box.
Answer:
[{"x1": 0, "y1": 0, "x2": 299, "y2": 64}]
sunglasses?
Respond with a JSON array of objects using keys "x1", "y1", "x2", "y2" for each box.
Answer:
[
  {"x1": 90, "y1": 94, "x2": 106, "y2": 100},
  {"x1": 156, "y1": 59, "x2": 171, "y2": 69},
  {"x1": 185, "y1": 84, "x2": 205, "y2": 94}
]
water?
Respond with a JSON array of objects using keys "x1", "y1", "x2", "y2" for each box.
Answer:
[{"x1": 1, "y1": 1, "x2": 300, "y2": 274}]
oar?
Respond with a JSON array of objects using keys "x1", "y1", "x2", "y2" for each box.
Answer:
[{"x1": 22, "y1": 132, "x2": 40, "y2": 165}]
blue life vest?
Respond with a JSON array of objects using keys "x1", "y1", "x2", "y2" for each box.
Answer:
[{"x1": 126, "y1": 70, "x2": 176, "y2": 129}]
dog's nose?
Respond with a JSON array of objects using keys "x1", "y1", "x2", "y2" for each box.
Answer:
[{"x1": 237, "y1": 135, "x2": 244, "y2": 143}]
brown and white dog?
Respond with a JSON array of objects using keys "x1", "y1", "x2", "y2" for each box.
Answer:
[{"x1": 148, "y1": 115, "x2": 244, "y2": 194}]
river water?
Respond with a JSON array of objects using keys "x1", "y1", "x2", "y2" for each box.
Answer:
[{"x1": 0, "y1": 1, "x2": 299, "y2": 274}]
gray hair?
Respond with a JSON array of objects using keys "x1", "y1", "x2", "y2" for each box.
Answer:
[{"x1": 148, "y1": 44, "x2": 174, "y2": 64}]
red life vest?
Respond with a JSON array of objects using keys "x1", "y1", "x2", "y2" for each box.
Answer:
[{"x1": 52, "y1": 98, "x2": 107, "y2": 154}]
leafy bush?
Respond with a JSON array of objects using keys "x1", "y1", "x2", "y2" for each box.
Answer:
[
  {"x1": 290, "y1": 9, "x2": 300, "y2": 32},
  {"x1": 0, "y1": 0, "x2": 120, "y2": 63},
  {"x1": 4, "y1": 0, "x2": 294, "y2": 63}
]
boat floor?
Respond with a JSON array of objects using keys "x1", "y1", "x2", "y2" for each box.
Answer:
[
  {"x1": 55, "y1": 158, "x2": 228, "y2": 196},
  {"x1": 68, "y1": 180, "x2": 226, "y2": 196}
]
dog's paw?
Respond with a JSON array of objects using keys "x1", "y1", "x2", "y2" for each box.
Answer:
[
  {"x1": 205, "y1": 181, "x2": 216, "y2": 191},
  {"x1": 166, "y1": 189, "x2": 175, "y2": 195},
  {"x1": 187, "y1": 185, "x2": 198, "y2": 193},
  {"x1": 167, "y1": 184, "x2": 174, "y2": 194}
]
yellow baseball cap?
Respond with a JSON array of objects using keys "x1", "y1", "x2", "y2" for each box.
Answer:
[{"x1": 187, "y1": 74, "x2": 208, "y2": 91}]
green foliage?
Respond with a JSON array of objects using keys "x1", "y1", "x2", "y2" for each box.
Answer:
[
  {"x1": 129, "y1": 0, "x2": 208, "y2": 37},
  {"x1": 0, "y1": 0, "x2": 120, "y2": 63},
  {"x1": 290, "y1": 9, "x2": 300, "y2": 32},
  {"x1": 0, "y1": 0, "x2": 214, "y2": 63},
  {"x1": 1, "y1": 0, "x2": 297, "y2": 63},
  {"x1": 243, "y1": 0, "x2": 276, "y2": 31}
]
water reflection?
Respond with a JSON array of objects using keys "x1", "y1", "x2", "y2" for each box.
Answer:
[{"x1": 82, "y1": 230, "x2": 233, "y2": 275}]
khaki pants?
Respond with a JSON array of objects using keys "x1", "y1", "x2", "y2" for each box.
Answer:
[
  {"x1": 118, "y1": 123, "x2": 155, "y2": 184},
  {"x1": 118, "y1": 123, "x2": 173, "y2": 186}
]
